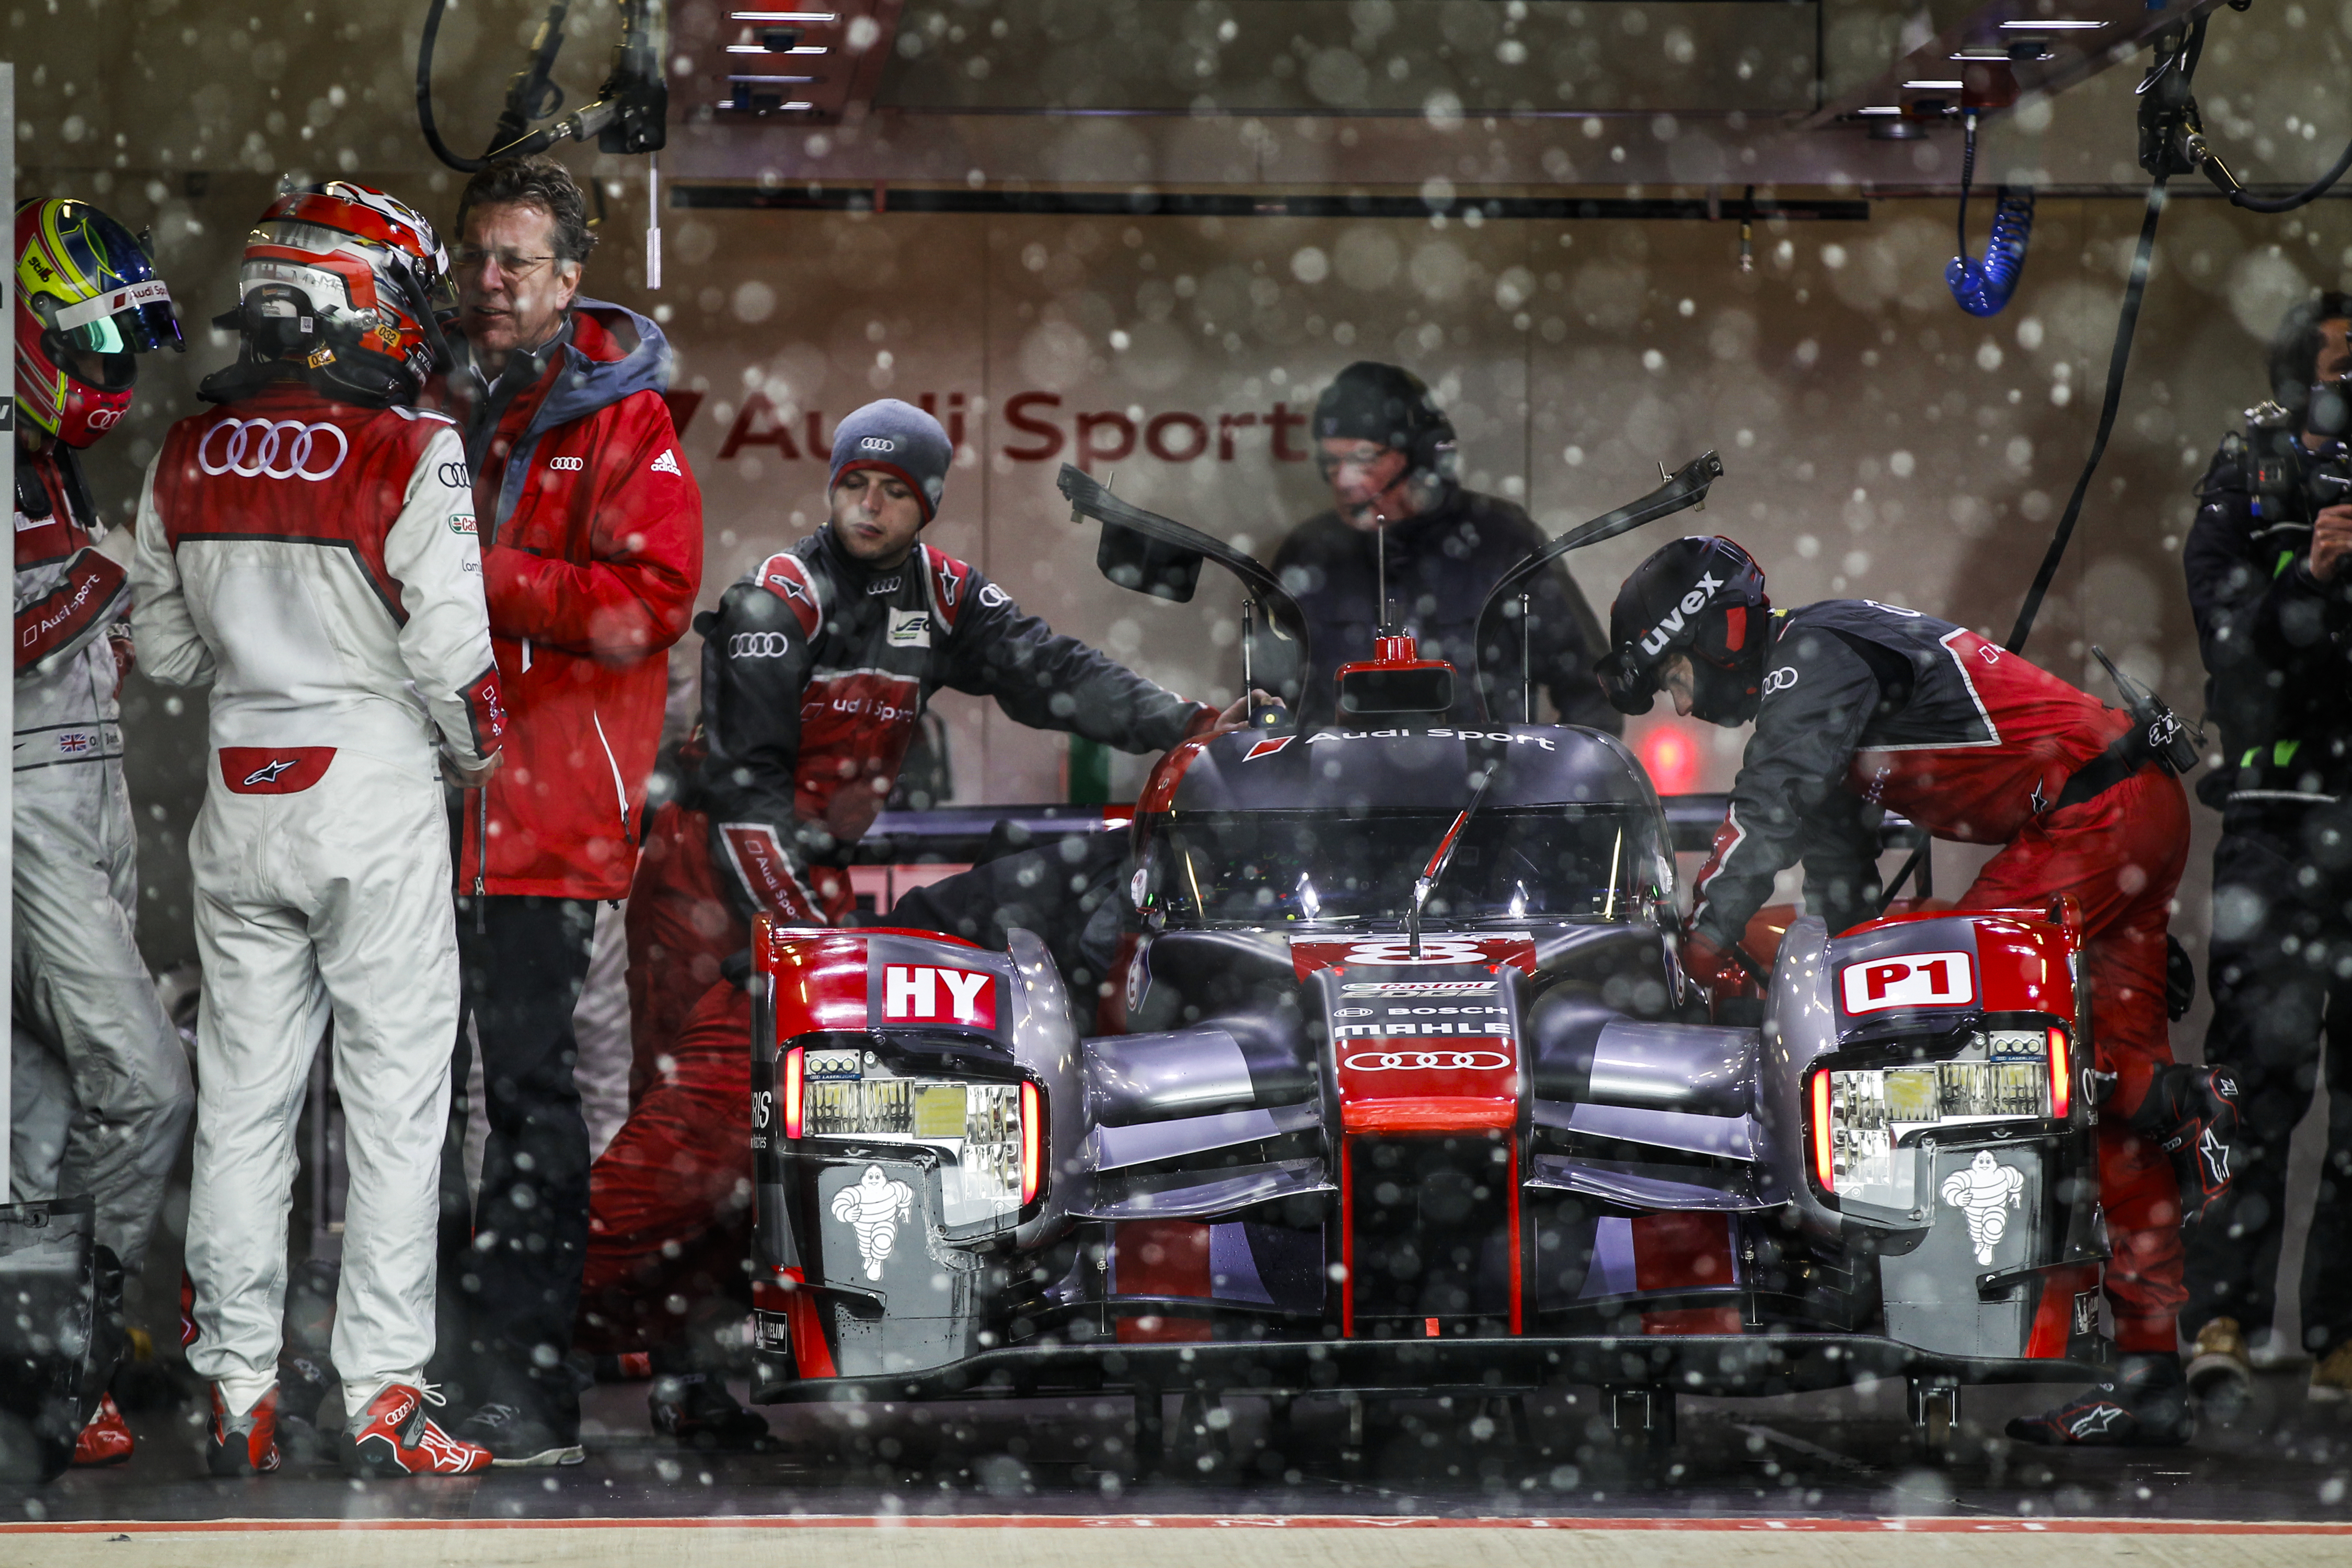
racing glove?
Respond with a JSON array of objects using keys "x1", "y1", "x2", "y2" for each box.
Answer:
[{"x1": 2128, "y1": 1062, "x2": 2243, "y2": 1228}]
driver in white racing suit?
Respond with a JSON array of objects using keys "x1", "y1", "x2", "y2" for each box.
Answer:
[
  {"x1": 131, "y1": 183, "x2": 501, "y2": 1479},
  {"x1": 9, "y1": 195, "x2": 194, "y2": 1467}
]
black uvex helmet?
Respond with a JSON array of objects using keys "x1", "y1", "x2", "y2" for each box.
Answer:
[{"x1": 1598, "y1": 535, "x2": 1771, "y2": 724}]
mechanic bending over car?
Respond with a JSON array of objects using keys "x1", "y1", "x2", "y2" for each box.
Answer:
[
  {"x1": 1601, "y1": 535, "x2": 2239, "y2": 1448},
  {"x1": 578, "y1": 398, "x2": 1260, "y2": 1447},
  {"x1": 2177, "y1": 292, "x2": 2352, "y2": 1408},
  {"x1": 10, "y1": 195, "x2": 194, "y2": 1469},
  {"x1": 1273, "y1": 359, "x2": 1618, "y2": 732}
]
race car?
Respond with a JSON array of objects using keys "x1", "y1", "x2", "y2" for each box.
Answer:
[{"x1": 742, "y1": 457, "x2": 2112, "y2": 1459}]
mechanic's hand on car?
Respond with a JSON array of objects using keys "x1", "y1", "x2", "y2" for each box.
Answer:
[
  {"x1": 1207, "y1": 689, "x2": 1286, "y2": 738},
  {"x1": 2310, "y1": 503, "x2": 2352, "y2": 583},
  {"x1": 442, "y1": 747, "x2": 504, "y2": 790},
  {"x1": 1681, "y1": 930, "x2": 1765, "y2": 1012}
]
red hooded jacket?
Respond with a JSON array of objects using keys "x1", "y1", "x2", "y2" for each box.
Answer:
[{"x1": 448, "y1": 300, "x2": 702, "y2": 899}]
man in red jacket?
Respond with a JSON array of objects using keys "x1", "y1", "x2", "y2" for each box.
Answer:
[{"x1": 429, "y1": 155, "x2": 701, "y2": 1466}]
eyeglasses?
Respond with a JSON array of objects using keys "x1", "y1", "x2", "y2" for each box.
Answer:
[{"x1": 451, "y1": 246, "x2": 560, "y2": 281}]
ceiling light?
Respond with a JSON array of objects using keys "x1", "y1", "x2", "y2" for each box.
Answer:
[
  {"x1": 2000, "y1": 18, "x2": 2105, "y2": 28},
  {"x1": 727, "y1": 43, "x2": 828, "y2": 52},
  {"x1": 728, "y1": 74, "x2": 819, "y2": 84},
  {"x1": 730, "y1": 10, "x2": 837, "y2": 19},
  {"x1": 1856, "y1": 106, "x2": 1904, "y2": 116},
  {"x1": 1904, "y1": 79, "x2": 1964, "y2": 89}
]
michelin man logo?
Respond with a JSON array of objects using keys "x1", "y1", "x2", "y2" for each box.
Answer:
[
  {"x1": 832, "y1": 1165, "x2": 914, "y2": 1281},
  {"x1": 1940, "y1": 1149, "x2": 2027, "y2": 1265}
]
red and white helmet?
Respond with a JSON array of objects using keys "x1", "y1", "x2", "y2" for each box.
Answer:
[{"x1": 222, "y1": 181, "x2": 453, "y2": 403}]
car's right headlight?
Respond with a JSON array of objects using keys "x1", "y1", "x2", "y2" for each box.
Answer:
[{"x1": 783, "y1": 1043, "x2": 1041, "y2": 1225}]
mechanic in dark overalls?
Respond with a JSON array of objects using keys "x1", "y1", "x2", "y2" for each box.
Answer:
[
  {"x1": 2177, "y1": 292, "x2": 2352, "y2": 1409},
  {"x1": 579, "y1": 399, "x2": 1253, "y2": 1446},
  {"x1": 1273, "y1": 360, "x2": 1619, "y2": 732},
  {"x1": 1599, "y1": 535, "x2": 2238, "y2": 1447}
]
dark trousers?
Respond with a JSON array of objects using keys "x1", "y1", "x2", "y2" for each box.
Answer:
[
  {"x1": 2183, "y1": 803, "x2": 2352, "y2": 1356},
  {"x1": 433, "y1": 894, "x2": 597, "y2": 1425}
]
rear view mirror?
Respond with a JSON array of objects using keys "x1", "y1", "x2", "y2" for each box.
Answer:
[
  {"x1": 1096, "y1": 519, "x2": 1204, "y2": 603},
  {"x1": 1338, "y1": 663, "x2": 1455, "y2": 716}
]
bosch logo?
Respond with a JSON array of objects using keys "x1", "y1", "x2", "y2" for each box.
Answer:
[
  {"x1": 197, "y1": 418, "x2": 350, "y2": 482},
  {"x1": 1762, "y1": 666, "x2": 1800, "y2": 695},
  {"x1": 1342, "y1": 1049, "x2": 1513, "y2": 1073},
  {"x1": 729, "y1": 631, "x2": 792, "y2": 659},
  {"x1": 548, "y1": 455, "x2": 584, "y2": 471},
  {"x1": 436, "y1": 461, "x2": 471, "y2": 488},
  {"x1": 859, "y1": 436, "x2": 895, "y2": 452}
]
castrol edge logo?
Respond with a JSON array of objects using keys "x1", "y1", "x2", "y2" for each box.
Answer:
[
  {"x1": 1838, "y1": 950, "x2": 1976, "y2": 1014},
  {"x1": 880, "y1": 964, "x2": 997, "y2": 1029}
]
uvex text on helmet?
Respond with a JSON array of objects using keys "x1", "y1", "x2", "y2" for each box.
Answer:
[
  {"x1": 829, "y1": 399, "x2": 953, "y2": 521},
  {"x1": 1600, "y1": 535, "x2": 1770, "y2": 720},
  {"x1": 15, "y1": 198, "x2": 184, "y2": 448}
]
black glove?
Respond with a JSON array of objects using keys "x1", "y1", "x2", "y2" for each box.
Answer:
[{"x1": 2130, "y1": 1063, "x2": 2242, "y2": 1227}]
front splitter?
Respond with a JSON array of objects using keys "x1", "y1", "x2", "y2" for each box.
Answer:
[{"x1": 750, "y1": 1332, "x2": 2109, "y2": 1405}]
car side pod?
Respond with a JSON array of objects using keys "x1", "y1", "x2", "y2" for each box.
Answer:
[
  {"x1": 746, "y1": 920, "x2": 1079, "y2": 1400},
  {"x1": 1766, "y1": 907, "x2": 2109, "y2": 1367}
]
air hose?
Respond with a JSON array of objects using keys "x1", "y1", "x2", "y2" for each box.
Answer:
[{"x1": 1946, "y1": 112, "x2": 2035, "y2": 318}]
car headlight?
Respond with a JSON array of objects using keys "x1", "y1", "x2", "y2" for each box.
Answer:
[
  {"x1": 1807, "y1": 1027, "x2": 2067, "y2": 1210},
  {"x1": 783, "y1": 1044, "x2": 1041, "y2": 1225}
]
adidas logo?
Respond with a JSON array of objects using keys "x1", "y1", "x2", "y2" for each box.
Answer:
[{"x1": 650, "y1": 448, "x2": 682, "y2": 477}]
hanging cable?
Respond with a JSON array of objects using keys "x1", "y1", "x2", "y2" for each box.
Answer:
[{"x1": 1946, "y1": 111, "x2": 2035, "y2": 318}]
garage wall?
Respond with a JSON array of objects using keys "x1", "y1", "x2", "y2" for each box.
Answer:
[{"x1": 27, "y1": 154, "x2": 2352, "y2": 1024}]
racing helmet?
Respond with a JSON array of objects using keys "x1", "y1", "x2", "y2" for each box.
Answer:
[
  {"x1": 1598, "y1": 535, "x2": 1771, "y2": 725},
  {"x1": 209, "y1": 181, "x2": 453, "y2": 406},
  {"x1": 14, "y1": 198, "x2": 183, "y2": 447}
]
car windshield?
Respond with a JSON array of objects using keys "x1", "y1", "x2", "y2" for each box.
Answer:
[{"x1": 1149, "y1": 805, "x2": 1667, "y2": 927}]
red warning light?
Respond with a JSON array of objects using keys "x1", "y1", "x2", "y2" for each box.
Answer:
[{"x1": 1640, "y1": 722, "x2": 1701, "y2": 794}]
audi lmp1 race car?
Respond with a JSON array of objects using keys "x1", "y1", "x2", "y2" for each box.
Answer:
[{"x1": 741, "y1": 457, "x2": 2112, "y2": 1458}]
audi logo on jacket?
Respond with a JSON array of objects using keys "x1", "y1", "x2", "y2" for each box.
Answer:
[
  {"x1": 694, "y1": 523, "x2": 1215, "y2": 924},
  {"x1": 434, "y1": 301, "x2": 704, "y2": 900},
  {"x1": 1688, "y1": 598, "x2": 2133, "y2": 948}
]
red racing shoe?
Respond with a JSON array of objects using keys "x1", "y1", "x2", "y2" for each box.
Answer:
[
  {"x1": 338, "y1": 1383, "x2": 491, "y2": 1478},
  {"x1": 72, "y1": 1392, "x2": 134, "y2": 1467},
  {"x1": 205, "y1": 1384, "x2": 283, "y2": 1477}
]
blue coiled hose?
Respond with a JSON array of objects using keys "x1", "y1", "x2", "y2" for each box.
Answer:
[{"x1": 1946, "y1": 114, "x2": 2035, "y2": 317}]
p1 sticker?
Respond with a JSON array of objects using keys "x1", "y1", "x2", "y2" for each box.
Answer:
[{"x1": 1839, "y1": 950, "x2": 1975, "y2": 1014}]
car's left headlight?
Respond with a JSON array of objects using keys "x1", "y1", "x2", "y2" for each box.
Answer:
[{"x1": 1807, "y1": 1027, "x2": 2070, "y2": 1211}]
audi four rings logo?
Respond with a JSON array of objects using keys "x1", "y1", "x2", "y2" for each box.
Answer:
[
  {"x1": 729, "y1": 632, "x2": 792, "y2": 658},
  {"x1": 436, "y1": 461, "x2": 471, "y2": 488},
  {"x1": 198, "y1": 418, "x2": 350, "y2": 481},
  {"x1": 1762, "y1": 666, "x2": 1800, "y2": 694},
  {"x1": 548, "y1": 456, "x2": 584, "y2": 471},
  {"x1": 859, "y1": 436, "x2": 894, "y2": 452},
  {"x1": 1342, "y1": 1049, "x2": 1513, "y2": 1072}
]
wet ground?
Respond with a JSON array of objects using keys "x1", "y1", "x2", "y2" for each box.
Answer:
[{"x1": 9, "y1": 1364, "x2": 2352, "y2": 1527}]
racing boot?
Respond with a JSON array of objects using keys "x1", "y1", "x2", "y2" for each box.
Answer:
[
  {"x1": 72, "y1": 1392, "x2": 135, "y2": 1467},
  {"x1": 2129, "y1": 1063, "x2": 2242, "y2": 1227},
  {"x1": 649, "y1": 1370, "x2": 772, "y2": 1452},
  {"x1": 2005, "y1": 1352, "x2": 2193, "y2": 1447},
  {"x1": 205, "y1": 1382, "x2": 283, "y2": 1477},
  {"x1": 339, "y1": 1382, "x2": 492, "y2": 1477}
]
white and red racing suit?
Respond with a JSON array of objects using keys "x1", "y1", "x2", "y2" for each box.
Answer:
[
  {"x1": 1690, "y1": 598, "x2": 2190, "y2": 1351},
  {"x1": 131, "y1": 383, "x2": 505, "y2": 1416},
  {"x1": 10, "y1": 445, "x2": 192, "y2": 1278}
]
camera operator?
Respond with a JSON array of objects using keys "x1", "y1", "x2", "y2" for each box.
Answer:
[
  {"x1": 1273, "y1": 361, "x2": 1617, "y2": 732},
  {"x1": 2179, "y1": 292, "x2": 2352, "y2": 1408}
]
